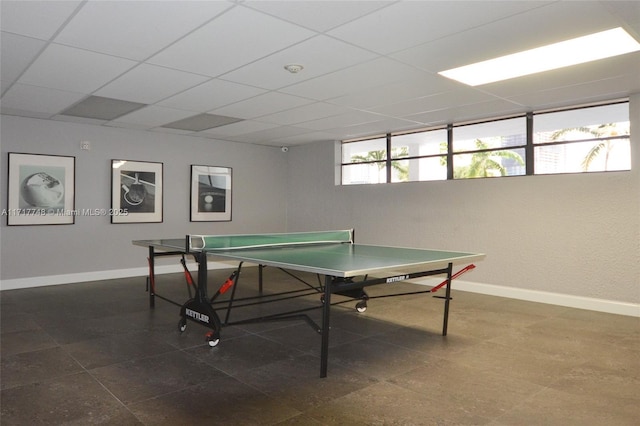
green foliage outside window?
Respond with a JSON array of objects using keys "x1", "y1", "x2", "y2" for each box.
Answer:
[{"x1": 350, "y1": 147, "x2": 409, "y2": 182}]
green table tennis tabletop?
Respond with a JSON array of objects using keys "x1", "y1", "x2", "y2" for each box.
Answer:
[{"x1": 133, "y1": 238, "x2": 484, "y2": 278}]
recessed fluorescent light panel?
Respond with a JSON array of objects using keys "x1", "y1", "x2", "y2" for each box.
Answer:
[{"x1": 439, "y1": 27, "x2": 640, "y2": 86}]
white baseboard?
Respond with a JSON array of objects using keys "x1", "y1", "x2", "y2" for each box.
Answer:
[
  {"x1": 1, "y1": 269, "x2": 637, "y2": 317},
  {"x1": 0, "y1": 261, "x2": 234, "y2": 291},
  {"x1": 414, "y1": 277, "x2": 639, "y2": 317}
]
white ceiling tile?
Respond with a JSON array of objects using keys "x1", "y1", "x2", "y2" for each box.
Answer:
[
  {"x1": 505, "y1": 77, "x2": 633, "y2": 110},
  {"x1": 0, "y1": 106, "x2": 52, "y2": 120},
  {"x1": 243, "y1": 1, "x2": 393, "y2": 32},
  {"x1": 273, "y1": 131, "x2": 338, "y2": 146},
  {"x1": 0, "y1": 83, "x2": 86, "y2": 115},
  {"x1": 295, "y1": 110, "x2": 384, "y2": 131},
  {"x1": 479, "y1": 52, "x2": 640, "y2": 99},
  {"x1": 1, "y1": 79, "x2": 12, "y2": 95},
  {"x1": 158, "y1": 79, "x2": 267, "y2": 112},
  {"x1": 148, "y1": 6, "x2": 316, "y2": 77},
  {"x1": 0, "y1": 32, "x2": 47, "y2": 85},
  {"x1": 94, "y1": 64, "x2": 209, "y2": 104},
  {"x1": 221, "y1": 35, "x2": 377, "y2": 90},
  {"x1": 392, "y1": 1, "x2": 624, "y2": 73},
  {"x1": 18, "y1": 43, "x2": 136, "y2": 93},
  {"x1": 335, "y1": 117, "x2": 425, "y2": 140},
  {"x1": 391, "y1": 29, "x2": 501, "y2": 74},
  {"x1": 102, "y1": 121, "x2": 150, "y2": 131},
  {"x1": 368, "y1": 88, "x2": 494, "y2": 117},
  {"x1": 489, "y1": 1, "x2": 625, "y2": 48},
  {"x1": 328, "y1": 76, "x2": 455, "y2": 109},
  {"x1": 0, "y1": 0, "x2": 82, "y2": 40},
  {"x1": 161, "y1": 113, "x2": 243, "y2": 132},
  {"x1": 50, "y1": 114, "x2": 107, "y2": 126},
  {"x1": 602, "y1": 1, "x2": 640, "y2": 35},
  {"x1": 1, "y1": 0, "x2": 637, "y2": 146},
  {"x1": 149, "y1": 126, "x2": 195, "y2": 136},
  {"x1": 54, "y1": 0, "x2": 233, "y2": 60},
  {"x1": 281, "y1": 57, "x2": 432, "y2": 101},
  {"x1": 110, "y1": 105, "x2": 197, "y2": 128},
  {"x1": 211, "y1": 92, "x2": 314, "y2": 119},
  {"x1": 257, "y1": 102, "x2": 349, "y2": 125},
  {"x1": 404, "y1": 99, "x2": 526, "y2": 126},
  {"x1": 200, "y1": 120, "x2": 279, "y2": 138},
  {"x1": 227, "y1": 125, "x2": 313, "y2": 144},
  {"x1": 327, "y1": 1, "x2": 551, "y2": 54}
]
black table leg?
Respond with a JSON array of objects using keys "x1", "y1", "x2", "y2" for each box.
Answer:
[
  {"x1": 148, "y1": 246, "x2": 155, "y2": 308},
  {"x1": 442, "y1": 262, "x2": 453, "y2": 336},
  {"x1": 320, "y1": 275, "x2": 332, "y2": 378}
]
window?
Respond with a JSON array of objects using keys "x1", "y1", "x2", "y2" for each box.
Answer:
[
  {"x1": 390, "y1": 129, "x2": 448, "y2": 182},
  {"x1": 533, "y1": 103, "x2": 630, "y2": 174},
  {"x1": 341, "y1": 137, "x2": 387, "y2": 185},
  {"x1": 452, "y1": 117, "x2": 526, "y2": 178},
  {"x1": 340, "y1": 101, "x2": 630, "y2": 185}
]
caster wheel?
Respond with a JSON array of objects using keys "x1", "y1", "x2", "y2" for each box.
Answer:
[
  {"x1": 178, "y1": 318, "x2": 187, "y2": 332},
  {"x1": 355, "y1": 301, "x2": 367, "y2": 313},
  {"x1": 206, "y1": 331, "x2": 220, "y2": 347}
]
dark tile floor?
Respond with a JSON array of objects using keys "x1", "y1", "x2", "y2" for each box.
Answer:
[{"x1": 1, "y1": 267, "x2": 638, "y2": 425}]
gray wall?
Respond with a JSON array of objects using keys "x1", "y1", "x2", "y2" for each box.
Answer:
[
  {"x1": 0, "y1": 115, "x2": 288, "y2": 282},
  {"x1": 286, "y1": 94, "x2": 640, "y2": 307},
  {"x1": 1, "y1": 95, "x2": 639, "y2": 312}
]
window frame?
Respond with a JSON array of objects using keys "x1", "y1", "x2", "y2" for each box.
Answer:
[
  {"x1": 340, "y1": 100, "x2": 630, "y2": 185},
  {"x1": 450, "y1": 115, "x2": 528, "y2": 179},
  {"x1": 532, "y1": 101, "x2": 631, "y2": 174}
]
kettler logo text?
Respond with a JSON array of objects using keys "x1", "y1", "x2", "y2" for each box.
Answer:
[
  {"x1": 386, "y1": 275, "x2": 408, "y2": 283},
  {"x1": 185, "y1": 308, "x2": 209, "y2": 323}
]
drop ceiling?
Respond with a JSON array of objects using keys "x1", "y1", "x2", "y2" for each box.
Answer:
[{"x1": 1, "y1": 1, "x2": 639, "y2": 147}]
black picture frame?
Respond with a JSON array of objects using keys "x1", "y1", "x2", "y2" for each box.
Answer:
[
  {"x1": 190, "y1": 165, "x2": 232, "y2": 222},
  {"x1": 111, "y1": 159, "x2": 163, "y2": 223},
  {"x1": 6, "y1": 152, "x2": 75, "y2": 225}
]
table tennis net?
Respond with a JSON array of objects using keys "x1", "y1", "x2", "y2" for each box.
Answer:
[{"x1": 188, "y1": 229, "x2": 353, "y2": 251}]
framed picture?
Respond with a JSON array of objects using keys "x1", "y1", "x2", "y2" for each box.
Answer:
[
  {"x1": 111, "y1": 160, "x2": 162, "y2": 223},
  {"x1": 190, "y1": 165, "x2": 232, "y2": 222},
  {"x1": 6, "y1": 152, "x2": 75, "y2": 225}
]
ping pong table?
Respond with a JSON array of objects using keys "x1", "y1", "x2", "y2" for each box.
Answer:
[{"x1": 133, "y1": 230, "x2": 484, "y2": 377}]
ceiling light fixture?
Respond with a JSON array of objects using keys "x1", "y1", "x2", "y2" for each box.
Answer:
[
  {"x1": 284, "y1": 64, "x2": 304, "y2": 74},
  {"x1": 438, "y1": 27, "x2": 640, "y2": 86}
]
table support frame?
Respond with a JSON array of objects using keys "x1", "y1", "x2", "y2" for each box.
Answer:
[{"x1": 145, "y1": 248, "x2": 456, "y2": 378}]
